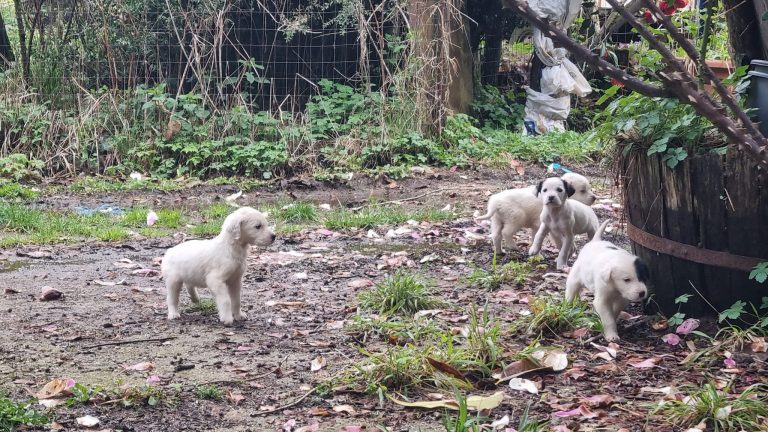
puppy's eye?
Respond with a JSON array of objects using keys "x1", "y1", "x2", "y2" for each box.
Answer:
[
  {"x1": 581, "y1": 189, "x2": 587, "y2": 193},
  {"x1": 556, "y1": 187, "x2": 563, "y2": 192},
  {"x1": 543, "y1": 188, "x2": 548, "y2": 192},
  {"x1": 623, "y1": 277, "x2": 631, "y2": 283},
  {"x1": 255, "y1": 223, "x2": 262, "y2": 229}
]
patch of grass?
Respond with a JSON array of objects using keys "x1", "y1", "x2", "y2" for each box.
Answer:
[
  {"x1": 69, "y1": 177, "x2": 186, "y2": 193},
  {"x1": 358, "y1": 270, "x2": 441, "y2": 315},
  {"x1": 189, "y1": 203, "x2": 233, "y2": 237},
  {"x1": 324, "y1": 205, "x2": 454, "y2": 230},
  {"x1": 652, "y1": 382, "x2": 768, "y2": 431},
  {"x1": 123, "y1": 208, "x2": 185, "y2": 229},
  {"x1": 0, "y1": 182, "x2": 39, "y2": 200},
  {"x1": 462, "y1": 305, "x2": 504, "y2": 371},
  {"x1": 186, "y1": 299, "x2": 217, "y2": 316},
  {"x1": 275, "y1": 202, "x2": 318, "y2": 223},
  {"x1": 350, "y1": 343, "x2": 472, "y2": 395},
  {"x1": 348, "y1": 314, "x2": 447, "y2": 344},
  {"x1": 515, "y1": 401, "x2": 551, "y2": 431},
  {"x1": 0, "y1": 394, "x2": 48, "y2": 431},
  {"x1": 522, "y1": 295, "x2": 602, "y2": 335},
  {"x1": 195, "y1": 384, "x2": 224, "y2": 400},
  {"x1": 441, "y1": 390, "x2": 486, "y2": 432},
  {"x1": 464, "y1": 255, "x2": 535, "y2": 290}
]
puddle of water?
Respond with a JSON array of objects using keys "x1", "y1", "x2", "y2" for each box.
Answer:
[{"x1": 0, "y1": 259, "x2": 29, "y2": 273}]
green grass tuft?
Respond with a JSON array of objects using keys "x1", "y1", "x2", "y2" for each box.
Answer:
[
  {"x1": 358, "y1": 270, "x2": 441, "y2": 315},
  {"x1": 186, "y1": 299, "x2": 217, "y2": 315},
  {"x1": 0, "y1": 394, "x2": 48, "y2": 431},
  {"x1": 324, "y1": 205, "x2": 454, "y2": 230},
  {"x1": 522, "y1": 295, "x2": 602, "y2": 335},
  {"x1": 194, "y1": 384, "x2": 224, "y2": 400}
]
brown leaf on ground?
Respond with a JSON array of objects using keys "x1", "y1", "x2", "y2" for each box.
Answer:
[{"x1": 426, "y1": 357, "x2": 469, "y2": 382}]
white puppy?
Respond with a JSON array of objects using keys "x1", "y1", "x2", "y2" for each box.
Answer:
[
  {"x1": 476, "y1": 173, "x2": 596, "y2": 254},
  {"x1": 161, "y1": 207, "x2": 276, "y2": 325},
  {"x1": 565, "y1": 220, "x2": 650, "y2": 342},
  {"x1": 528, "y1": 176, "x2": 599, "y2": 269}
]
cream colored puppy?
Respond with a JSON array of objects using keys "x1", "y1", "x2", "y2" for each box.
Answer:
[
  {"x1": 565, "y1": 220, "x2": 650, "y2": 342},
  {"x1": 161, "y1": 207, "x2": 276, "y2": 325},
  {"x1": 529, "y1": 176, "x2": 599, "y2": 269},
  {"x1": 476, "y1": 173, "x2": 596, "y2": 254}
]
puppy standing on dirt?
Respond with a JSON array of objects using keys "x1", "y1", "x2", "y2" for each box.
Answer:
[
  {"x1": 161, "y1": 207, "x2": 276, "y2": 325},
  {"x1": 476, "y1": 172, "x2": 597, "y2": 254},
  {"x1": 529, "y1": 176, "x2": 599, "y2": 269},
  {"x1": 565, "y1": 220, "x2": 650, "y2": 342}
]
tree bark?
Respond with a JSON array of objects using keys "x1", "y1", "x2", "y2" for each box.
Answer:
[
  {"x1": 722, "y1": 0, "x2": 766, "y2": 65},
  {"x1": 0, "y1": 13, "x2": 15, "y2": 68},
  {"x1": 12, "y1": 0, "x2": 30, "y2": 83}
]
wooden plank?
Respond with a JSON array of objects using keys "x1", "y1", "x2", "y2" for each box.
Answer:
[
  {"x1": 660, "y1": 157, "x2": 708, "y2": 316},
  {"x1": 690, "y1": 153, "x2": 732, "y2": 315}
]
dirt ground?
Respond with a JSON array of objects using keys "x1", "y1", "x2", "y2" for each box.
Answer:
[{"x1": 1, "y1": 166, "x2": 764, "y2": 432}]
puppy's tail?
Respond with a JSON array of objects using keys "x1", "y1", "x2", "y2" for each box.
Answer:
[
  {"x1": 475, "y1": 206, "x2": 497, "y2": 221},
  {"x1": 592, "y1": 219, "x2": 611, "y2": 242}
]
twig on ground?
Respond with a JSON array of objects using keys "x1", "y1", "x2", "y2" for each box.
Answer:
[
  {"x1": 348, "y1": 186, "x2": 473, "y2": 211},
  {"x1": 83, "y1": 336, "x2": 176, "y2": 349},
  {"x1": 252, "y1": 387, "x2": 316, "y2": 415}
]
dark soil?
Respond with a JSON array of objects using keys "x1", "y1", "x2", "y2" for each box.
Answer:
[{"x1": 1, "y1": 166, "x2": 764, "y2": 432}]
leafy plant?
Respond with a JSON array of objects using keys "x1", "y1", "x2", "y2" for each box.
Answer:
[
  {"x1": 464, "y1": 255, "x2": 534, "y2": 290},
  {"x1": 750, "y1": 262, "x2": 768, "y2": 284},
  {"x1": 441, "y1": 390, "x2": 486, "y2": 432},
  {"x1": 470, "y1": 85, "x2": 524, "y2": 131},
  {"x1": 524, "y1": 295, "x2": 602, "y2": 334},
  {"x1": 0, "y1": 394, "x2": 47, "y2": 431},
  {"x1": 0, "y1": 154, "x2": 43, "y2": 182}
]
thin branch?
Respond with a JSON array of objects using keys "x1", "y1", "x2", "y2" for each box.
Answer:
[{"x1": 501, "y1": 0, "x2": 672, "y2": 98}]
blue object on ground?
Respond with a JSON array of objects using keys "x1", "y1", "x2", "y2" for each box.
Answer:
[
  {"x1": 547, "y1": 163, "x2": 573, "y2": 174},
  {"x1": 524, "y1": 121, "x2": 538, "y2": 136},
  {"x1": 74, "y1": 204, "x2": 125, "y2": 216}
]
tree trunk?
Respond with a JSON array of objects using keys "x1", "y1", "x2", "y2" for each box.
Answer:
[
  {"x1": 447, "y1": 4, "x2": 474, "y2": 114},
  {"x1": 12, "y1": 0, "x2": 30, "y2": 83},
  {"x1": 722, "y1": 0, "x2": 766, "y2": 65},
  {"x1": 0, "y1": 13, "x2": 15, "y2": 68}
]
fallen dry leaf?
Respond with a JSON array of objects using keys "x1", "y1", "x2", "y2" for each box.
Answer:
[
  {"x1": 496, "y1": 358, "x2": 541, "y2": 382},
  {"x1": 388, "y1": 391, "x2": 504, "y2": 411},
  {"x1": 124, "y1": 361, "x2": 155, "y2": 371},
  {"x1": 93, "y1": 279, "x2": 126, "y2": 286},
  {"x1": 76, "y1": 415, "x2": 100, "y2": 427},
  {"x1": 35, "y1": 378, "x2": 75, "y2": 399},
  {"x1": 307, "y1": 407, "x2": 332, "y2": 417},
  {"x1": 629, "y1": 356, "x2": 661, "y2": 369},
  {"x1": 676, "y1": 318, "x2": 700, "y2": 335},
  {"x1": 310, "y1": 356, "x2": 327, "y2": 372},
  {"x1": 295, "y1": 423, "x2": 320, "y2": 432},
  {"x1": 332, "y1": 404, "x2": 356, "y2": 415},
  {"x1": 226, "y1": 390, "x2": 245, "y2": 405},
  {"x1": 347, "y1": 279, "x2": 374, "y2": 289},
  {"x1": 749, "y1": 336, "x2": 766, "y2": 353},
  {"x1": 508, "y1": 378, "x2": 539, "y2": 394},
  {"x1": 662, "y1": 333, "x2": 681, "y2": 346},
  {"x1": 426, "y1": 357, "x2": 469, "y2": 382}
]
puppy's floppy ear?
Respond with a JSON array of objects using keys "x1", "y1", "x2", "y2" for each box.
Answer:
[
  {"x1": 534, "y1": 181, "x2": 544, "y2": 197},
  {"x1": 599, "y1": 266, "x2": 612, "y2": 284},
  {"x1": 634, "y1": 258, "x2": 650, "y2": 283},
  {"x1": 562, "y1": 179, "x2": 576, "y2": 197},
  {"x1": 223, "y1": 213, "x2": 242, "y2": 241}
]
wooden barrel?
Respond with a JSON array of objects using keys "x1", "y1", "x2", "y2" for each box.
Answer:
[{"x1": 620, "y1": 147, "x2": 768, "y2": 317}]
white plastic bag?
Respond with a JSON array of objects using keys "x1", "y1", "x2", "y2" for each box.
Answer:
[{"x1": 524, "y1": 87, "x2": 570, "y2": 134}]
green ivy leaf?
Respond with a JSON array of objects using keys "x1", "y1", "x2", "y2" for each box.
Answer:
[{"x1": 718, "y1": 300, "x2": 746, "y2": 322}]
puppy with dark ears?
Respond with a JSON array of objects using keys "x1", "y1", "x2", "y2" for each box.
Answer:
[
  {"x1": 566, "y1": 220, "x2": 651, "y2": 342},
  {"x1": 529, "y1": 176, "x2": 599, "y2": 270},
  {"x1": 476, "y1": 173, "x2": 599, "y2": 255}
]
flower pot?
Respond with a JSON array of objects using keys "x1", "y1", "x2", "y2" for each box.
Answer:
[{"x1": 705, "y1": 59, "x2": 733, "y2": 80}]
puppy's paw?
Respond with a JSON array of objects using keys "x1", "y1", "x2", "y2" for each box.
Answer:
[
  {"x1": 167, "y1": 311, "x2": 181, "y2": 320},
  {"x1": 603, "y1": 333, "x2": 621, "y2": 342},
  {"x1": 557, "y1": 264, "x2": 571, "y2": 272},
  {"x1": 220, "y1": 317, "x2": 234, "y2": 326},
  {"x1": 235, "y1": 311, "x2": 249, "y2": 321}
]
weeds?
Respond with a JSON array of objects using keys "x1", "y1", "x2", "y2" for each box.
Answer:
[
  {"x1": 0, "y1": 394, "x2": 47, "y2": 431},
  {"x1": 120, "y1": 385, "x2": 164, "y2": 407},
  {"x1": 358, "y1": 270, "x2": 441, "y2": 315},
  {"x1": 195, "y1": 385, "x2": 224, "y2": 400},
  {"x1": 324, "y1": 205, "x2": 454, "y2": 230},
  {"x1": 186, "y1": 299, "x2": 217, "y2": 316},
  {"x1": 441, "y1": 390, "x2": 486, "y2": 432},
  {"x1": 0, "y1": 182, "x2": 39, "y2": 200},
  {"x1": 348, "y1": 314, "x2": 445, "y2": 344},
  {"x1": 523, "y1": 295, "x2": 602, "y2": 335},
  {"x1": 515, "y1": 401, "x2": 550, "y2": 431},
  {"x1": 464, "y1": 255, "x2": 534, "y2": 290},
  {"x1": 652, "y1": 382, "x2": 768, "y2": 431},
  {"x1": 462, "y1": 305, "x2": 504, "y2": 371}
]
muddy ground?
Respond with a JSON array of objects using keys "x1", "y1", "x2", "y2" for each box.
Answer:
[{"x1": 1, "y1": 166, "x2": 763, "y2": 432}]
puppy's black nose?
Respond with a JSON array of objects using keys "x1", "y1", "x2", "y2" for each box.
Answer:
[
  {"x1": 270, "y1": 233, "x2": 277, "y2": 241},
  {"x1": 548, "y1": 196, "x2": 555, "y2": 202},
  {"x1": 639, "y1": 290, "x2": 646, "y2": 298}
]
